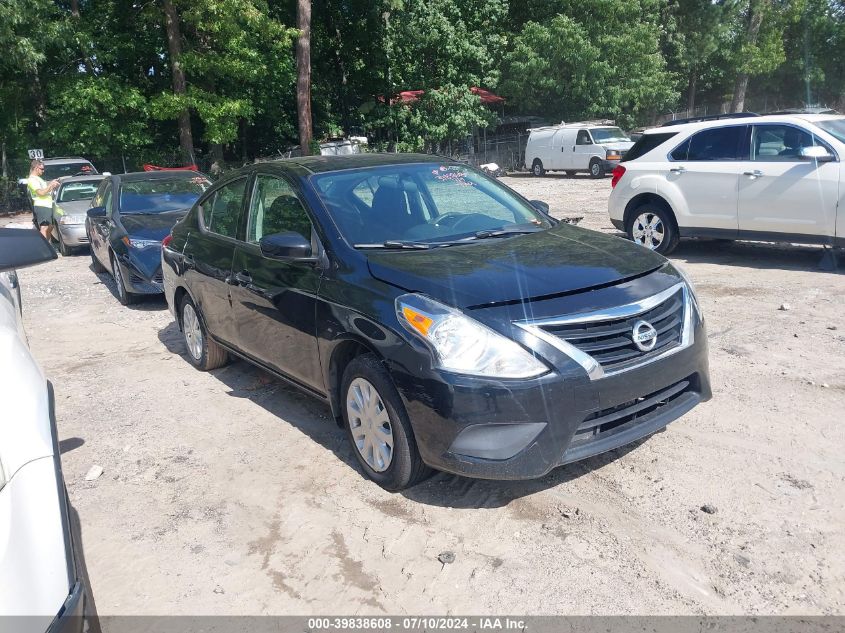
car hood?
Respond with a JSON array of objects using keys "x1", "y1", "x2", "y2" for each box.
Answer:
[
  {"x1": 54, "y1": 200, "x2": 92, "y2": 217},
  {"x1": 366, "y1": 223, "x2": 666, "y2": 309},
  {"x1": 121, "y1": 211, "x2": 187, "y2": 241}
]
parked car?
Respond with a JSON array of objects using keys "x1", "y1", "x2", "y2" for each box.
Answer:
[
  {"x1": 19, "y1": 157, "x2": 99, "y2": 217},
  {"x1": 0, "y1": 228, "x2": 87, "y2": 632},
  {"x1": 50, "y1": 175, "x2": 105, "y2": 255},
  {"x1": 162, "y1": 154, "x2": 711, "y2": 491},
  {"x1": 524, "y1": 122, "x2": 634, "y2": 178},
  {"x1": 609, "y1": 114, "x2": 845, "y2": 254},
  {"x1": 86, "y1": 171, "x2": 210, "y2": 305}
]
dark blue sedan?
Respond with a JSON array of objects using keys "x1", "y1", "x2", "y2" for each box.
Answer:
[{"x1": 86, "y1": 171, "x2": 210, "y2": 305}]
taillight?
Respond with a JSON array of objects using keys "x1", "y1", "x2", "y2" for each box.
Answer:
[
  {"x1": 162, "y1": 234, "x2": 173, "y2": 248},
  {"x1": 611, "y1": 165, "x2": 626, "y2": 188}
]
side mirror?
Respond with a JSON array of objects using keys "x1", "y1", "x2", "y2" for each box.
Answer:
[
  {"x1": 0, "y1": 228, "x2": 57, "y2": 272},
  {"x1": 800, "y1": 146, "x2": 835, "y2": 163},
  {"x1": 87, "y1": 206, "x2": 107, "y2": 219},
  {"x1": 259, "y1": 231, "x2": 315, "y2": 261},
  {"x1": 529, "y1": 200, "x2": 550, "y2": 214}
]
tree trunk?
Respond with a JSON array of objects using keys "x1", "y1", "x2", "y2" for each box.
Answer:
[
  {"x1": 686, "y1": 69, "x2": 697, "y2": 113},
  {"x1": 730, "y1": 0, "x2": 768, "y2": 113},
  {"x1": 163, "y1": 0, "x2": 196, "y2": 165},
  {"x1": 296, "y1": 0, "x2": 313, "y2": 156}
]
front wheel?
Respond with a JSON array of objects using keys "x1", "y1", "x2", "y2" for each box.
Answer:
[
  {"x1": 180, "y1": 295, "x2": 228, "y2": 370},
  {"x1": 111, "y1": 254, "x2": 139, "y2": 305},
  {"x1": 627, "y1": 204, "x2": 679, "y2": 255},
  {"x1": 341, "y1": 354, "x2": 432, "y2": 491},
  {"x1": 589, "y1": 159, "x2": 606, "y2": 178},
  {"x1": 531, "y1": 159, "x2": 545, "y2": 177},
  {"x1": 57, "y1": 228, "x2": 72, "y2": 256}
]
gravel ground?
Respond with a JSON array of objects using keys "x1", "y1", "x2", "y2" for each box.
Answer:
[{"x1": 5, "y1": 174, "x2": 845, "y2": 616}]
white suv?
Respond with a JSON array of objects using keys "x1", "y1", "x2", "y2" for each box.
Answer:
[{"x1": 608, "y1": 114, "x2": 845, "y2": 254}]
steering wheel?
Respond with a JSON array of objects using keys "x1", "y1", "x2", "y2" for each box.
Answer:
[{"x1": 432, "y1": 212, "x2": 477, "y2": 231}]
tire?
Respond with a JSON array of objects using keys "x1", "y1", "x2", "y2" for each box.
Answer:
[
  {"x1": 341, "y1": 354, "x2": 432, "y2": 491},
  {"x1": 627, "y1": 202, "x2": 679, "y2": 255},
  {"x1": 589, "y1": 159, "x2": 605, "y2": 179},
  {"x1": 57, "y1": 229, "x2": 71, "y2": 256},
  {"x1": 531, "y1": 159, "x2": 545, "y2": 177},
  {"x1": 565, "y1": 170, "x2": 577, "y2": 177},
  {"x1": 110, "y1": 253, "x2": 139, "y2": 306},
  {"x1": 180, "y1": 295, "x2": 228, "y2": 371}
]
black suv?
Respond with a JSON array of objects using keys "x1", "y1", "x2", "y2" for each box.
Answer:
[{"x1": 162, "y1": 154, "x2": 711, "y2": 491}]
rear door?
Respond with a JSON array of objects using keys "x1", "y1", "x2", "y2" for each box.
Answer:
[
  {"x1": 182, "y1": 176, "x2": 249, "y2": 346},
  {"x1": 667, "y1": 124, "x2": 749, "y2": 233},
  {"x1": 737, "y1": 123, "x2": 839, "y2": 239},
  {"x1": 228, "y1": 172, "x2": 324, "y2": 391}
]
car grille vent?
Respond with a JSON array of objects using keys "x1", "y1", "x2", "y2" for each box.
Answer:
[
  {"x1": 540, "y1": 288, "x2": 684, "y2": 373},
  {"x1": 570, "y1": 377, "x2": 694, "y2": 447}
]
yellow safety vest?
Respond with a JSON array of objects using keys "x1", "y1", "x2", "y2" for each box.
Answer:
[{"x1": 26, "y1": 175, "x2": 53, "y2": 207}]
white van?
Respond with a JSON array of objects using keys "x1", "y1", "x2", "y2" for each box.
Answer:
[{"x1": 524, "y1": 122, "x2": 634, "y2": 178}]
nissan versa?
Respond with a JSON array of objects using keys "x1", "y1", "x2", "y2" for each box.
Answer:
[{"x1": 162, "y1": 154, "x2": 711, "y2": 491}]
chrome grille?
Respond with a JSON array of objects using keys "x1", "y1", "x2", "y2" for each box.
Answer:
[
  {"x1": 515, "y1": 283, "x2": 691, "y2": 380},
  {"x1": 541, "y1": 287, "x2": 684, "y2": 373}
]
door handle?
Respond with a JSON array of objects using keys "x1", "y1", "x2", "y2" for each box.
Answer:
[
  {"x1": 743, "y1": 170, "x2": 764, "y2": 178},
  {"x1": 669, "y1": 166, "x2": 686, "y2": 174}
]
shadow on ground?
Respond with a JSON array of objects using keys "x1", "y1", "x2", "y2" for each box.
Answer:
[{"x1": 157, "y1": 320, "x2": 655, "y2": 509}]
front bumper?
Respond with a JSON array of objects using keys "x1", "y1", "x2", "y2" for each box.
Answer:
[
  {"x1": 602, "y1": 158, "x2": 621, "y2": 171},
  {"x1": 390, "y1": 285, "x2": 710, "y2": 480},
  {"x1": 55, "y1": 225, "x2": 88, "y2": 247},
  {"x1": 115, "y1": 255, "x2": 164, "y2": 295}
]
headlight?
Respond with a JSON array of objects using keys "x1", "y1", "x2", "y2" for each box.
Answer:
[
  {"x1": 672, "y1": 263, "x2": 702, "y2": 318},
  {"x1": 122, "y1": 236, "x2": 160, "y2": 249},
  {"x1": 59, "y1": 214, "x2": 86, "y2": 225},
  {"x1": 605, "y1": 149, "x2": 621, "y2": 160},
  {"x1": 396, "y1": 294, "x2": 549, "y2": 379}
]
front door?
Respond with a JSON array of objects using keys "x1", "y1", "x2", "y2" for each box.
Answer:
[
  {"x1": 571, "y1": 129, "x2": 596, "y2": 170},
  {"x1": 666, "y1": 124, "x2": 749, "y2": 233},
  {"x1": 737, "y1": 123, "x2": 839, "y2": 239},
  {"x1": 88, "y1": 181, "x2": 114, "y2": 267},
  {"x1": 229, "y1": 173, "x2": 324, "y2": 391},
  {"x1": 182, "y1": 176, "x2": 249, "y2": 346}
]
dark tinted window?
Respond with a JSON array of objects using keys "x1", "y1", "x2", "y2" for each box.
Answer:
[
  {"x1": 201, "y1": 177, "x2": 247, "y2": 239},
  {"x1": 671, "y1": 126, "x2": 747, "y2": 161},
  {"x1": 576, "y1": 130, "x2": 592, "y2": 145},
  {"x1": 622, "y1": 132, "x2": 678, "y2": 162},
  {"x1": 752, "y1": 124, "x2": 830, "y2": 161}
]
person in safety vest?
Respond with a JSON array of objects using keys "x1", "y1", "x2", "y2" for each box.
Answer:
[{"x1": 26, "y1": 159, "x2": 60, "y2": 242}]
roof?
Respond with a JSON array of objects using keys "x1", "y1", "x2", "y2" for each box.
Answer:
[
  {"x1": 644, "y1": 113, "x2": 845, "y2": 136},
  {"x1": 111, "y1": 170, "x2": 205, "y2": 183},
  {"x1": 57, "y1": 175, "x2": 105, "y2": 184},
  {"x1": 262, "y1": 153, "x2": 449, "y2": 175},
  {"x1": 42, "y1": 157, "x2": 94, "y2": 164}
]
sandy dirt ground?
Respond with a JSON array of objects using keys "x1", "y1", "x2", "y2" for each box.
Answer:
[{"x1": 6, "y1": 173, "x2": 844, "y2": 616}]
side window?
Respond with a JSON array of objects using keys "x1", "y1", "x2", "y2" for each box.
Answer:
[
  {"x1": 246, "y1": 175, "x2": 312, "y2": 244},
  {"x1": 752, "y1": 125, "x2": 826, "y2": 161},
  {"x1": 671, "y1": 126, "x2": 746, "y2": 161},
  {"x1": 201, "y1": 178, "x2": 247, "y2": 239},
  {"x1": 102, "y1": 184, "x2": 113, "y2": 216},
  {"x1": 576, "y1": 130, "x2": 592, "y2": 145}
]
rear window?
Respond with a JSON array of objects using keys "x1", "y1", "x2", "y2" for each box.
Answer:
[{"x1": 621, "y1": 132, "x2": 678, "y2": 162}]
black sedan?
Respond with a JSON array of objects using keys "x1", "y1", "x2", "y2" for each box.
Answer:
[
  {"x1": 86, "y1": 171, "x2": 209, "y2": 305},
  {"x1": 162, "y1": 154, "x2": 711, "y2": 491}
]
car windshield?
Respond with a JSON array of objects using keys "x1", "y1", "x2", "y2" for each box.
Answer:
[
  {"x1": 816, "y1": 118, "x2": 845, "y2": 144},
  {"x1": 57, "y1": 181, "x2": 101, "y2": 203},
  {"x1": 311, "y1": 163, "x2": 552, "y2": 247},
  {"x1": 43, "y1": 162, "x2": 96, "y2": 180},
  {"x1": 590, "y1": 127, "x2": 630, "y2": 143},
  {"x1": 119, "y1": 176, "x2": 210, "y2": 214}
]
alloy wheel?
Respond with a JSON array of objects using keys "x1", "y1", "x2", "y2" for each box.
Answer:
[
  {"x1": 631, "y1": 212, "x2": 665, "y2": 250},
  {"x1": 346, "y1": 377, "x2": 394, "y2": 473},
  {"x1": 591, "y1": 162, "x2": 601, "y2": 176},
  {"x1": 182, "y1": 303, "x2": 204, "y2": 361}
]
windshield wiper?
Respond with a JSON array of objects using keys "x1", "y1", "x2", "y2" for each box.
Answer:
[
  {"x1": 355, "y1": 240, "x2": 441, "y2": 250},
  {"x1": 471, "y1": 226, "x2": 545, "y2": 239}
]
